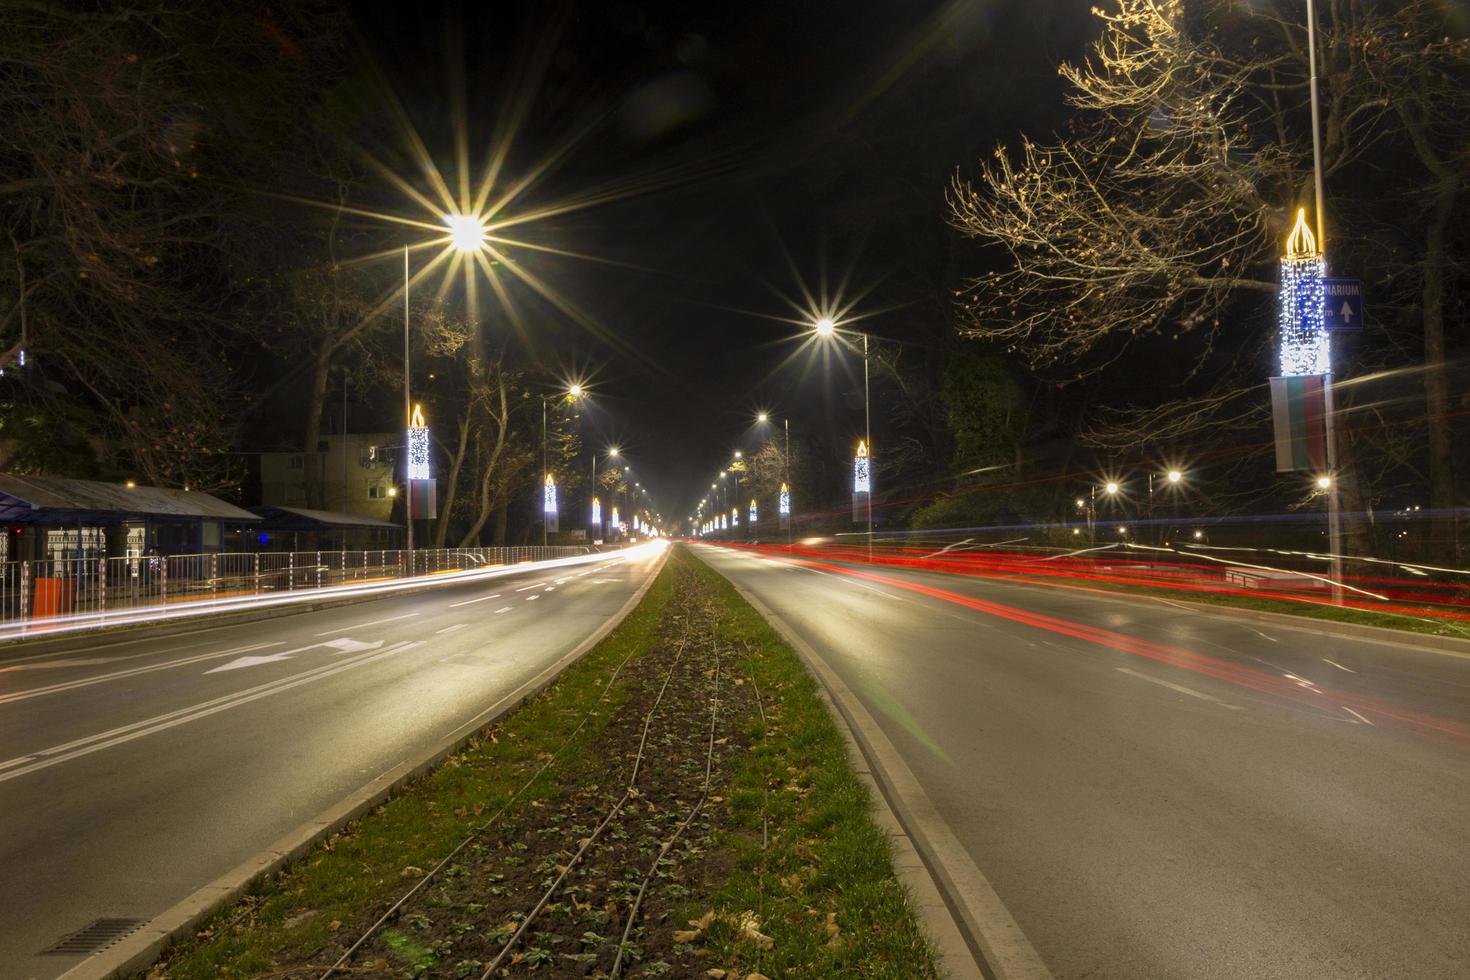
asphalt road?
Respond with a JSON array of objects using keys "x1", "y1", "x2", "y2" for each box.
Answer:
[
  {"x1": 0, "y1": 546, "x2": 663, "y2": 980},
  {"x1": 694, "y1": 543, "x2": 1470, "y2": 980}
]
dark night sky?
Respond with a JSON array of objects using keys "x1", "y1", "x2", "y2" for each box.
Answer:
[{"x1": 353, "y1": 0, "x2": 1092, "y2": 527}]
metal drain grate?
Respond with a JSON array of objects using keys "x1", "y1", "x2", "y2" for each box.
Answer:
[{"x1": 41, "y1": 917, "x2": 145, "y2": 956}]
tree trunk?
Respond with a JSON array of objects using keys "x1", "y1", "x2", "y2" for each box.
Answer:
[
  {"x1": 301, "y1": 350, "x2": 332, "y2": 509},
  {"x1": 433, "y1": 411, "x2": 471, "y2": 548},
  {"x1": 1421, "y1": 180, "x2": 1459, "y2": 563},
  {"x1": 492, "y1": 498, "x2": 508, "y2": 546},
  {"x1": 457, "y1": 376, "x2": 510, "y2": 547}
]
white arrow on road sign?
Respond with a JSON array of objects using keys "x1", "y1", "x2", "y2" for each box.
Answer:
[
  {"x1": 1340, "y1": 301, "x2": 1354, "y2": 323},
  {"x1": 207, "y1": 638, "x2": 384, "y2": 673}
]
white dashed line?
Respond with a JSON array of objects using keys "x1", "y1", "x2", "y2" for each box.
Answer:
[
  {"x1": 1116, "y1": 666, "x2": 1243, "y2": 709},
  {"x1": 314, "y1": 613, "x2": 418, "y2": 636},
  {"x1": 435, "y1": 623, "x2": 469, "y2": 635},
  {"x1": 526, "y1": 595, "x2": 540, "y2": 601},
  {"x1": 543, "y1": 586, "x2": 556, "y2": 592},
  {"x1": 493, "y1": 607, "x2": 512, "y2": 614},
  {"x1": 1323, "y1": 658, "x2": 1356, "y2": 673},
  {"x1": 449, "y1": 594, "x2": 503, "y2": 608}
]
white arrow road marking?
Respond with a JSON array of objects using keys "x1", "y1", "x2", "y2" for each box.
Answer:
[
  {"x1": 0, "y1": 641, "x2": 417, "y2": 783},
  {"x1": 207, "y1": 637, "x2": 383, "y2": 673},
  {"x1": 1341, "y1": 706, "x2": 1374, "y2": 726},
  {"x1": 449, "y1": 594, "x2": 502, "y2": 608},
  {"x1": 1116, "y1": 666, "x2": 1243, "y2": 709},
  {"x1": 0, "y1": 642, "x2": 287, "y2": 705},
  {"x1": 314, "y1": 613, "x2": 418, "y2": 636}
]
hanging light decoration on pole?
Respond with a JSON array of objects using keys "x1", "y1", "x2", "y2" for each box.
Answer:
[
  {"x1": 404, "y1": 404, "x2": 437, "y2": 563},
  {"x1": 779, "y1": 482, "x2": 790, "y2": 532},
  {"x1": 591, "y1": 496, "x2": 601, "y2": 529},
  {"x1": 749, "y1": 498, "x2": 757, "y2": 524},
  {"x1": 852, "y1": 439, "x2": 871, "y2": 524},
  {"x1": 543, "y1": 473, "x2": 559, "y2": 534}
]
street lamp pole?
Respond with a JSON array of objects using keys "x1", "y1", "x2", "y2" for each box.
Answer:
[
  {"x1": 403, "y1": 244, "x2": 413, "y2": 574},
  {"x1": 863, "y1": 331, "x2": 872, "y2": 563},
  {"x1": 784, "y1": 418, "x2": 791, "y2": 547}
]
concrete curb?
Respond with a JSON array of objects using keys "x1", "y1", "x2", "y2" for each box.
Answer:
[
  {"x1": 58, "y1": 548, "x2": 669, "y2": 980},
  {"x1": 709, "y1": 564, "x2": 1053, "y2": 980}
]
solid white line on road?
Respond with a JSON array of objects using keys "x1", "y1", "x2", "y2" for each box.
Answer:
[
  {"x1": 0, "y1": 642, "x2": 287, "y2": 706},
  {"x1": 1116, "y1": 666, "x2": 1243, "y2": 710},
  {"x1": 0, "y1": 642, "x2": 418, "y2": 783},
  {"x1": 435, "y1": 624, "x2": 469, "y2": 635},
  {"x1": 449, "y1": 593, "x2": 502, "y2": 608},
  {"x1": 514, "y1": 582, "x2": 546, "y2": 592},
  {"x1": 1341, "y1": 706, "x2": 1375, "y2": 726},
  {"x1": 493, "y1": 607, "x2": 512, "y2": 614},
  {"x1": 1323, "y1": 658, "x2": 1357, "y2": 673},
  {"x1": 314, "y1": 613, "x2": 419, "y2": 636}
]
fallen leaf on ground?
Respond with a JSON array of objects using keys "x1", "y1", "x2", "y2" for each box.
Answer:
[
  {"x1": 672, "y1": 929, "x2": 702, "y2": 944},
  {"x1": 705, "y1": 970, "x2": 726, "y2": 979},
  {"x1": 400, "y1": 866, "x2": 424, "y2": 879},
  {"x1": 825, "y1": 911, "x2": 840, "y2": 939}
]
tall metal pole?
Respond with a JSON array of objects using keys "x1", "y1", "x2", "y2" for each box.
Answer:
[
  {"x1": 784, "y1": 417, "x2": 791, "y2": 547},
  {"x1": 1306, "y1": 0, "x2": 1343, "y2": 598},
  {"x1": 403, "y1": 245, "x2": 413, "y2": 575},
  {"x1": 863, "y1": 332, "x2": 872, "y2": 563},
  {"x1": 541, "y1": 397, "x2": 548, "y2": 547}
]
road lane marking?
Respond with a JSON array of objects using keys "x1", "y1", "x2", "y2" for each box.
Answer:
[
  {"x1": 526, "y1": 595, "x2": 540, "y2": 601},
  {"x1": 1342, "y1": 706, "x2": 1375, "y2": 726},
  {"x1": 0, "y1": 642, "x2": 286, "y2": 706},
  {"x1": 449, "y1": 594, "x2": 502, "y2": 607},
  {"x1": 493, "y1": 606, "x2": 512, "y2": 614},
  {"x1": 208, "y1": 637, "x2": 381, "y2": 673},
  {"x1": 435, "y1": 623, "x2": 469, "y2": 635},
  {"x1": 314, "y1": 613, "x2": 418, "y2": 636},
  {"x1": 1115, "y1": 667, "x2": 1243, "y2": 709},
  {"x1": 1323, "y1": 658, "x2": 1356, "y2": 673},
  {"x1": 0, "y1": 642, "x2": 418, "y2": 783},
  {"x1": 514, "y1": 582, "x2": 546, "y2": 592},
  {"x1": 543, "y1": 586, "x2": 556, "y2": 592},
  {"x1": 1251, "y1": 628, "x2": 1280, "y2": 644}
]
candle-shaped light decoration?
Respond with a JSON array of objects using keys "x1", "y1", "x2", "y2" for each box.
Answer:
[
  {"x1": 1279, "y1": 208, "x2": 1328, "y2": 377},
  {"x1": 407, "y1": 403, "x2": 431, "y2": 480},
  {"x1": 591, "y1": 496, "x2": 601, "y2": 526},
  {"x1": 749, "y1": 498, "x2": 758, "y2": 523},
  {"x1": 779, "y1": 482, "x2": 790, "y2": 517},
  {"x1": 853, "y1": 440, "x2": 871, "y2": 493},
  {"x1": 543, "y1": 473, "x2": 557, "y2": 514}
]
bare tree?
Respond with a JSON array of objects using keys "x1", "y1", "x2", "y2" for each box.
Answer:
[{"x1": 950, "y1": 0, "x2": 1470, "y2": 558}]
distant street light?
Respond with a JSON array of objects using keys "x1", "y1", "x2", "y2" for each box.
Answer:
[{"x1": 1105, "y1": 482, "x2": 1120, "y2": 495}]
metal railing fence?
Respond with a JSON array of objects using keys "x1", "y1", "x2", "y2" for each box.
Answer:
[{"x1": 0, "y1": 546, "x2": 590, "y2": 625}]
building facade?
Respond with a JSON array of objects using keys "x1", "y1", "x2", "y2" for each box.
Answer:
[{"x1": 259, "y1": 433, "x2": 396, "y2": 521}]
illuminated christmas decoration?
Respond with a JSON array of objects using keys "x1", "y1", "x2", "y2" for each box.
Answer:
[
  {"x1": 543, "y1": 473, "x2": 557, "y2": 514},
  {"x1": 749, "y1": 498, "x2": 758, "y2": 523},
  {"x1": 611, "y1": 506, "x2": 620, "y2": 526},
  {"x1": 1278, "y1": 208, "x2": 1329, "y2": 377},
  {"x1": 719, "y1": 514, "x2": 726, "y2": 530},
  {"x1": 407, "y1": 403, "x2": 431, "y2": 480},
  {"x1": 853, "y1": 440, "x2": 870, "y2": 493},
  {"x1": 730, "y1": 506, "x2": 738, "y2": 526},
  {"x1": 591, "y1": 496, "x2": 601, "y2": 526},
  {"x1": 778, "y1": 483, "x2": 790, "y2": 517}
]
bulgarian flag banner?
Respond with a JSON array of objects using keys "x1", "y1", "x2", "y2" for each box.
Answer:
[{"x1": 1270, "y1": 374, "x2": 1328, "y2": 472}]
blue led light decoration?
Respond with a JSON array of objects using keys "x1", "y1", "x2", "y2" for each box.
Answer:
[
  {"x1": 749, "y1": 499, "x2": 758, "y2": 523},
  {"x1": 406, "y1": 404, "x2": 431, "y2": 480},
  {"x1": 778, "y1": 483, "x2": 790, "y2": 517},
  {"x1": 1279, "y1": 208, "x2": 1329, "y2": 377},
  {"x1": 853, "y1": 440, "x2": 871, "y2": 493}
]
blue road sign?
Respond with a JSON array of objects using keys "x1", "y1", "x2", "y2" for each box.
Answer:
[{"x1": 1322, "y1": 278, "x2": 1364, "y2": 331}]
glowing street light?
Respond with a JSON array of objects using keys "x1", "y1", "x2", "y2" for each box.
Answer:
[
  {"x1": 757, "y1": 412, "x2": 769, "y2": 423},
  {"x1": 814, "y1": 316, "x2": 835, "y2": 337},
  {"x1": 1105, "y1": 481, "x2": 1119, "y2": 495},
  {"x1": 1167, "y1": 469, "x2": 1183, "y2": 484},
  {"x1": 1316, "y1": 474, "x2": 1333, "y2": 490},
  {"x1": 446, "y1": 213, "x2": 487, "y2": 252}
]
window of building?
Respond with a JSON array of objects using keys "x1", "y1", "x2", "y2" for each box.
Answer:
[{"x1": 288, "y1": 455, "x2": 303, "y2": 470}]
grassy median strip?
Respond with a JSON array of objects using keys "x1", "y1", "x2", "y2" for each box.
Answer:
[{"x1": 149, "y1": 547, "x2": 937, "y2": 979}]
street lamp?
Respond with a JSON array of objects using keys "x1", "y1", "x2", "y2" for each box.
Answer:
[{"x1": 814, "y1": 316, "x2": 835, "y2": 337}]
